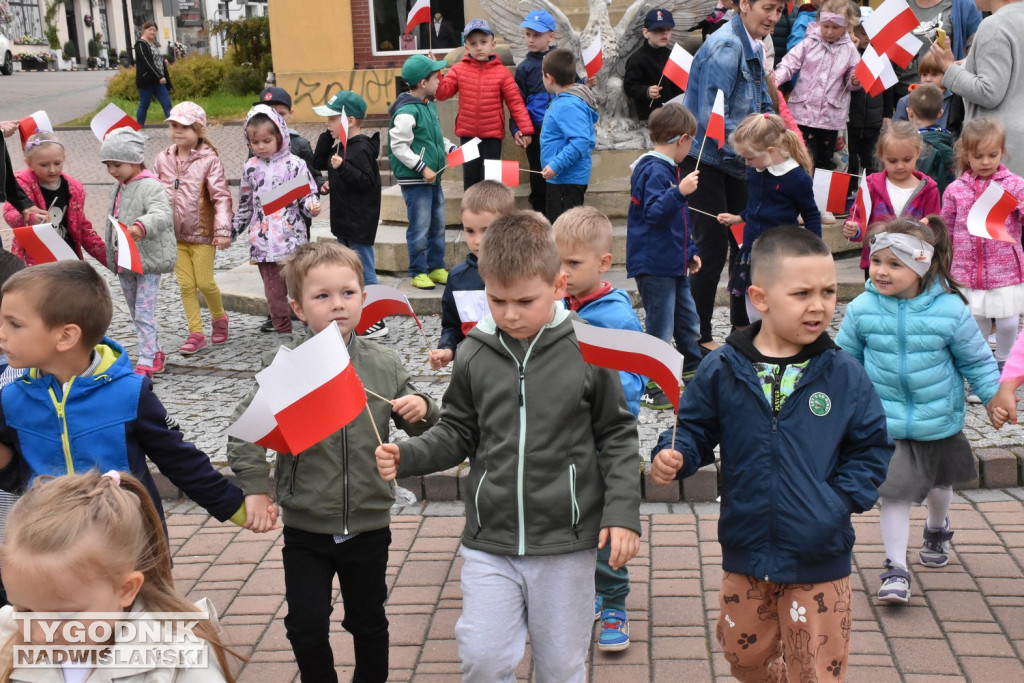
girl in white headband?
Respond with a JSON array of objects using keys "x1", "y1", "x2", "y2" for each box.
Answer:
[{"x1": 837, "y1": 216, "x2": 1002, "y2": 605}]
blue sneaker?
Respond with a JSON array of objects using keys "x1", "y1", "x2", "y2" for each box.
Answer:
[
  {"x1": 594, "y1": 595, "x2": 602, "y2": 621},
  {"x1": 598, "y1": 608, "x2": 630, "y2": 651}
]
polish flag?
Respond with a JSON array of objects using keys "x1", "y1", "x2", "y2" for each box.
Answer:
[
  {"x1": 18, "y1": 111, "x2": 52, "y2": 148},
  {"x1": 662, "y1": 44, "x2": 694, "y2": 92},
  {"x1": 257, "y1": 175, "x2": 311, "y2": 215},
  {"x1": 338, "y1": 107, "x2": 349, "y2": 150},
  {"x1": 730, "y1": 222, "x2": 745, "y2": 249},
  {"x1": 90, "y1": 103, "x2": 141, "y2": 141},
  {"x1": 812, "y1": 169, "x2": 852, "y2": 214},
  {"x1": 483, "y1": 159, "x2": 520, "y2": 186},
  {"x1": 224, "y1": 385, "x2": 290, "y2": 453},
  {"x1": 884, "y1": 32, "x2": 923, "y2": 70},
  {"x1": 447, "y1": 138, "x2": 481, "y2": 167},
  {"x1": 855, "y1": 46, "x2": 898, "y2": 98},
  {"x1": 705, "y1": 90, "x2": 726, "y2": 149},
  {"x1": 966, "y1": 182, "x2": 1019, "y2": 243},
  {"x1": 257, "y1": 324, "x2": 368, "y2": 454},
  {"x1": 571, "y1": 320, "x2": 684, "y2": 413},
  {"x1": 852, "y1": 174, "x2": 872, "y2": 231},
  {"x1": 108, "y1": 216, "x2": 144, "y2": 273},
  {"x1": 405, "y1": 0, "x2": 431, "y2": 35},
  {"x1": 583, "y1": 34, "x2": 603, "y2": 79},
  {"x1": 12, "y1": 223, "x2": 79, "y2": 264},
  {"x1": 454, "y1": 290, "x2": 489, "y2": 335},
  {"x1": 358, "y1": 284, "x2": 423, "y2": 334},
  {"x1": 863, "y1": 0, "x2": 920, "y2": 55}
]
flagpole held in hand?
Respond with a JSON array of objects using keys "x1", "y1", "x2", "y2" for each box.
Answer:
[
  {"x1": 688, "y1": 206, "x2": 718, "y2": 220},
  {"x1": 649, "y1": 74, "x2": 665, "y2": 108},
  {"x1": 364, "y1": 403, "x2": 384, "y2": 448},
  {"x1": 694, "y1": 136, "x2": 708, "y2": 172},
  {"x1": 365, "y1": 389, "x2": 396, "y2": 407}
]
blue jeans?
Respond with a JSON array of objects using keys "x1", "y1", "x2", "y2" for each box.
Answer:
[
  {"x1": 635, "y1": 274, "x2": 703, "y2": 373},
  {"x1": 401, "y1": 183, "x2": 446, "y2": 277},
  {"x1": 136, "y1": 83, "x2": 172, "y2": 127},
  {"x1": 339, "y1": 238, "x2": 378, "y2": 285}
]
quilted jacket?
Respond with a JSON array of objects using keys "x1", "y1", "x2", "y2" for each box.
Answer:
[
  {"x1": 105, "y1": 169, "x2": 176, "y2": 274},
  {"x1": 435, "y1": 52, "x2": 534, "y2": 139}
]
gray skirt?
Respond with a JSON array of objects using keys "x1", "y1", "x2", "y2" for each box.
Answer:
[{"x1": 877, "y1": 432, "x2": 976, "y2": 504}]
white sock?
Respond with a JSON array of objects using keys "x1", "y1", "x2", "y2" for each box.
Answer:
[
  {"x1": 925, "y1": 487, "x2": 953, "y2": 530},
  {"x1": 880, "y1": 498, "x2": 912, "y2": 568},
  {"x1": 995, "y1": 316, "x2": 1020, "y2": 363}
]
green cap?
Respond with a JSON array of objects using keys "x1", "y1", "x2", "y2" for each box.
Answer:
[
  {"x1": 312, "y1": 90, "x2": 367, "y2": 119},
  {"x1": 401, "y1": 54, "x2": 446, "y2": 86}
]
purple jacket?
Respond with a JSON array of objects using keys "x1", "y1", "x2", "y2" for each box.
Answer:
[
  {"x1": 943, "y1": 165, "x2": 1024, "y2": 290},
  {"x1": 848, "y1": 170, "x2": 941, "y2": 269},
  {"x1": 774, "y1": 23, "x2": 860, "y2": 131}
]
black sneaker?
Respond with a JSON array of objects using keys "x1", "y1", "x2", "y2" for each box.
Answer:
[
  {"x1": 362, "y1": 321, "x2": 389, "y2": 339},
  {"x1": 641, "y1": 382, "x2": 673, "y2": 410},
  {"x1": 259, "y1": 317, "x2": 275, "y2": 333}
]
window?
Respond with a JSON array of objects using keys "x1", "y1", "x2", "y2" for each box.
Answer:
[
  {"x1": 7, "y1": 0, "x2": 43, "y2": 41},
  {"x1": 370, "y1": 0, "x2": 465, "y2": 55}
]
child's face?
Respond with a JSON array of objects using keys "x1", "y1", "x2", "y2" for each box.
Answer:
[
  {"x1": 919, "y1": 71, "x2": 944, "y2": 89},
  {"x1": 881, "y1": 140, "x2": 920, "y2": 184},
  {"x1": 465, "y1": 32, "x2": 496, "y2": 61},
  {"x1": 524, "y1": 28, "x2": 555, "y2": 53},
  {"x1": 670, "y1": 134, "x2": 694, "y2": 163},
  {"x1": 270, "y1": 103, "x2": 293, "y2": 122},
  {"x1": 818, "y1": 20, "x2": 846, "y2": 44},
  {"x1": 853, "y1": 27, "x2": 869, "y2": 50},
  {"x1": 419, "y1": 72, "x2": 441, "y2": 98},
  {"x1": 644, "y1": 26, "x2": 673, "y2": 48},
  {"x1": 967, "y1": 136, "x2": 1004, "y2": 179},
  {"x1": 105, "y1": 161, "x2": 142, "y2": 185},
  {"x1": 559, "y1": 242, "x2": 611, "y2": 299},
  {"x1": 486, "y1": 273, "x2": 567, "y2": 340},
  {"x1": 750, "y1": 254, "x2": 837, "y2": 354},
  {"x1": 326, "y1": 115, "x2": 342, "y2": 139},
  {"x1": 736, "y1": 143, "x2": 773, "y2": 171},
  {"x1": 168, "y1": 121, "x2": 199, "y2": 151},
  {"x1": 0, "y1": 290, "x2": 62, "y2": 369},
  {"x1": 25, "y1": 144, "x2": 64, "y2": 187},
  {"x1": 869, "y1": 247, "x2": 922, "y2": 299},
  {"x1": 290, "y1": 263, "x2": 366, "y2": 338},
  {"x1": 247, "y1": 121, "x2": 282, "y2": 159},
  {"x1": 462, "y1": 210, "x2": 497, "y2": 257}
]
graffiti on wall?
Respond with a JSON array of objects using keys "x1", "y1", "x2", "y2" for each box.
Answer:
[{"x1": 289, "y1": 69, "x2": 399, "y2": 111}]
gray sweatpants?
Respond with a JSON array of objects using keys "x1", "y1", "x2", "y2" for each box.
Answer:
[{"x1": 456, "y1": 545, "x2": 597, "y2": 683}]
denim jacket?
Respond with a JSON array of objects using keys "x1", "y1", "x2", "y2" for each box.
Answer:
[{"x1": 683, "y1": 15, "x2": 774, "y2": 178}]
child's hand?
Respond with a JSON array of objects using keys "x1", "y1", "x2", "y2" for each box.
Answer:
[
  {"x1": 651, "y1": 449, "x2": 683, "y2": 485},
  {"x1": 988, "y1": 385, "x2": 1018, "y2": 429},
  {"x1": 429, "y1": 348, "x2": 454, "y2": 370},
  {"x1": 422, "y1": 167, "x2": 437, "y2": 184},
  {"x1": 541, "y1": 166, "x2": 555, "y2": 180},
  {"x1": 850, "y1": 73, "x2": 861, "y2": 88},
  {"x1": 513, "y1": 131, "x2": 528, "y2": 148},
  {"x1": 647, "y1": 84, "x2": 662, "y2": 100},
  {"x1": 599, "y1": 527, "x2": 640, "y2": 570},
  {"x1": 214, "y1": 237, "x2": 231, "y2": 250},
  {"x1": 330, "y1": 154, "x2": 343, "y2": 169},
  {"x1": 842, "y1": 220, "x2": 861, "y2": 239},
  {"x1": 243, "y1": 494, "x2": 277, "y2": 533},
  {"x1": 678, "y1": 170, "x2": 699, "y2": 196},
  {"x1": 375, "y1": 443, "x2": 401, "y2": 481},
  {"x1": 392, "y1": 394, "x2": 428, "y2": 422},
  {"x1": 688, "y1": 255, "x2": 702, "y2": 275},
  {"x1": 320, "y1": 181, "x2": 330, "y2": 194},
  {"x1": 585, "y1": 76, "x2": 598, "y2": 88},
  {"x1": 127, "y1": 223, "x2": 144, "y2": 240},
  {"x1": 22, "y1": 206, "x2": 49, "y2": 225},
  {"x1": 717, "y1": 213, "x2": 741, "y2": 226},
  {"x1": 310, "y1": 201, "x2": 322, "y2": 217}
]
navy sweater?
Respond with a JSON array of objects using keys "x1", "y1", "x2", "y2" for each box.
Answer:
[
  {"x1": 438, "y1": 253, "x2": 485, "y2": 354},
  {"x1": 741, "y1": 162, "x2": 821, "y2": 248}
]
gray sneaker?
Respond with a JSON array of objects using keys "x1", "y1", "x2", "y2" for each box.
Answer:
[
  {"x1": 878, "y1": 559, "x2": 911, "y2": 603},
  {"x1": 920, "y1": 517, "x2": 953, "y2": 568}
]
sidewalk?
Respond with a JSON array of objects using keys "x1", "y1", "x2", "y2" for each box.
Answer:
[{"x1": 170, "y1": 491, "x2": 1024, "y2": 682}]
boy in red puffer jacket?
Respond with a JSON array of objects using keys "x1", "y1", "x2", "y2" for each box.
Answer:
[{"x1": 435, "y1": 19, "x2": 535, "y2": 189}]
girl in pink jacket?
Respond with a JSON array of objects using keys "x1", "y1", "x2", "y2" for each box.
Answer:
[
  {"x1": 2, "y1": 132, "x2": 107, "y2": 266},
  {"x1": 941, "y1": 118, "x2": 1024, "y2": 370},
  {"x1": 154, "y1": 102, "x2": 234, "y2": 354}
]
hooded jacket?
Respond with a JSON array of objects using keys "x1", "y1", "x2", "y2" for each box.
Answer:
[
  {"x1": 655, "y1": 325, "x2": 893, "y2": 584},
  {"x1": 312, "y1": 129, "x2": 381, "y2": 245},
  {"x1": 231, "y1": 105, "x2": 317, "y2": 262},
  {"x1": 154, "y1": 143, "x2": 234, "y2": 245},
  {"x1": 847, "y1": 170, "x2": 941, "y2": 269},
  {"x1": 387, "y1": 92, "x2": 456, "y2": 185},
  {"x1": 774, "y1": 23, "x2": 861, "y2": 131},
  {"x1": 106, "y1": 169, "x2": 176, "y2": 274},
  {"x1": 396, "y1": 305, "x2": 642, "y2": 556},
  {"x1": 627, "y1": 151, "x2": 699, "y2": 278},
  {"x1": 435, "y1": 52, "x2": 534, "y2": 139},
  {"x1": 942, "y1": 165, "x2": 1024, "y2": 291},
  {"x1": 540, "y1": 85, "x2": 598, "y2": 186}
]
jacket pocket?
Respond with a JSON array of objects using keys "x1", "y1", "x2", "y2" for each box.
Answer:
[
  {"x1": 797, "y1": 483, "x2": 855, "y2": 562},
  {"x1": 735, "y1": 69, "x2": 754, "y2": 105}
]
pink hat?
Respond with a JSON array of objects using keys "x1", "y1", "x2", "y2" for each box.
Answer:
[{"x1": 165, "y1": 101, "x2": 207, "y2": 128}]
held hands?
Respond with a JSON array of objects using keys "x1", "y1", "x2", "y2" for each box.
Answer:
[
  {"x1": 330, "y1": 154, "x2": 343, "y2": 169},
  {"x1": 243, "y1": 493, "x2": 279, "y2": 533},
  {"x1": 717, "y1": 212, "x2": 742, "y2": 226},
  {"x1": 688, "y1": 255, "x2": 702, "y2": 275},
  {"x1": 422, "y1": 167, "x2": 438, "y2": 184},
  {"x1": 320, "y1": 181, "x2": 330, "y2": 194},
  {"x1": 598, "y1": 527, "x2": 640, "y2": 570},
  {"x1": 678, "y1": 170, "x2": 699, "y2": 197},
  {"x1": 842, "y1": 220, "x2": 861, "y2": 239},
  {"x1": 647, "y1": 84, "x2": 662, "y2": 100},
  {"x1": 987, "y1": 384, "x2": 1019, "y2": 430},
  {"x1": 513, "y1": 131, "x2": 531, "y2": 148},
  {"x1": 651, "y1": 449, "x2": 683, "y2": 485},
  {"x1": 541, "y1": 166, "x2": 555, "y2": 180},
  {"x1": 375, "y1": 443, "x2": 401, "y2": 481},
  {"x1": 429, "y1": 348, "x2": 454, "y2": 370},
  {"x1": 214, "y1": 237, "x2": 231, "y2": 250},
  {"x1": 392, "y1": 394, "x2": 428, "y2": 423}
]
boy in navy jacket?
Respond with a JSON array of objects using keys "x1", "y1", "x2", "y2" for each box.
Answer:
[
  {"x1": 514, "y1": 10, "x2": 557, "y2": 213},
  {"x1": 652, "y1": 226, "x2": 892, "y2": 681}
]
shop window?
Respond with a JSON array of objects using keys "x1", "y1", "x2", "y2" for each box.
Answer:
[{"x1": 370, "y1": 0, "x2": 464, "y2": 54}]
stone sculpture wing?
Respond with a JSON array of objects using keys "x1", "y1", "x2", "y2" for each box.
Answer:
[
  {"x1": 613, "y1": 0, "x2": 719, "y2": 77},
  {"x1": 480, "y1": 0, "x2": 580, "y2": 65}
]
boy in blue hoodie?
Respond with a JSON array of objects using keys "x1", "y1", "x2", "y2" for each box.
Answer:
[
  {"x1": 651, "y1": 226, "x2": 892, "y2": 681},
  {"x1": 627, "y1": 103, "x2": 703, "y2": 410}
]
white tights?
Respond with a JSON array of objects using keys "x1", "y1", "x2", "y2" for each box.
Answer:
[
  {"x1": 973, "y1": 315, "x2": 1020, "y2": 363},
  {"x1": 880, "y1": 487, "x2": 953, "y2": 568}
]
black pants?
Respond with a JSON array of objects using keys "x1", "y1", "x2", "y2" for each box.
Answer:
[
  {"x1": 524, "y1": 129, "x2": 546, "y2": 213},
  {"x1": 680, "y1": 156, "x2": 749, "y2": 342},
  {"x1": 847, "y1": 126, "x2": 880, "y2": 178},
  {"x1": 461, "y1": 137, "x2": 503, "y2": 190},
  {"x1": 545, "y1": 183, "x2": 587, "y2": 225},
  {"x1": 799, "y1": 125, "x2": 839, "y2": 171},
  {"x1": 283, "y1": 526, "x2": 391, "y2": 683}
]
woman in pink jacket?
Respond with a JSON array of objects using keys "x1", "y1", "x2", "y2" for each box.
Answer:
[{"x1": 154, "y1": 102, "x2": 234, "y2": 354}]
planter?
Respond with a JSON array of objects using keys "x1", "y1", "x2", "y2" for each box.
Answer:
[
  {"x1": 58, "y1": 57, "x2": 72, "y2": 71},
  {"x1": 23, "y1": 63, "x2": 46, "y2": 71},
  {"x1": 12, "y1": 61, "x2": 20, "y2": 72}
]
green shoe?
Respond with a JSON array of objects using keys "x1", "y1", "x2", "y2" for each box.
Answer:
[
  {"x1": 428, "y1": 268, "x2": 449, "y2": 284},
  {"x1": 411, "y1": 273, "x2": 436, "y2": 289}
]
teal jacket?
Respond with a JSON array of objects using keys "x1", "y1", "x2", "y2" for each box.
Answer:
[{"x1": 387, "y1": 92, "x2": 455, "y2": 185}]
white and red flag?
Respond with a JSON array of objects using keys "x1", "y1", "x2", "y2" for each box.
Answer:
[
  {"x1": 446, "y1": 138, "x2": 481, "y2": 167},
  {"x1": 358, "y1": 284, "x2": 424, "y2": 334},
  {"x1": 224, "y1": 385, "x2": 291, "y2": 453},
  {"x1": 852, "y1": 174, "x2": 872, "y2": 230},
  {"x1": 863, "y1": 0, "x2": 920, "y2": 56},
  {"x1": 12, "y1": 223, "x2": 78, "y2": 264},
  {"x1": 582, "y1": 34, "x2": 604, "y2": 79},
  {"x1": 812, "y1": 169, "x2": 852, "y2": 214},
  {"x1": 571, "y1": 320, "x2": 684, "y2": 413},
  {"x1": 18, "y1": 111, "x2": 52, "y2": 149},
  {"x1": 90, "y1": 103, "x2": 141, "y2": 141},
  {"x1": 730, "y1": 222, "x2": 746, "y2": 249},
  {"x1": 483, "y1": 159, "x2": 520, "y2": 186},
  {"x1": 883, "y1": 32, "x2": 924, "y2": 70},
  {"x1": 662, "y1": 44, "x2": 694, "y2": 92},
  {"x1": 257, "y1": 175, "x2": 311, "y2": 216},
  {"x1": 453, "y1": 290, "x2": 489, "y2": 335},
  {"x1": 966, "y1": 182, "x2": 1019, "y2": 243},
  {"x1": 854, "y1": 46, "x2": 898, "y2": 98},
  {"x1": 705, "y1": 90, "x2": 726, "y2": 149},
  {"x1": 338, "y1": 107, "x2": 349, "y2": 149},
  {"x1": 108, "y1": 216, "x2": 144, "y2": 274},
  {"x1": 405, "y1": 0, "x2": 431, "y2": 35}
]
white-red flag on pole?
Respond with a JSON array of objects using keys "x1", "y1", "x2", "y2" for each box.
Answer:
[
  {"x1": 405, "y1": 0, "x2": 431, "y2": 35},
  {"x1": 571, "y1": 320, "x2": 684, "y2": 413},
  {"x1": 338, "y1": 107, "x2": 349, "y2": 149},
  {"x1": 108, "y1": 216, "x2": 144, "y2": 274},
  {"x1": 483, "y1": 159, "x2": 520, "y2": 186},
  {"x1": 446, "y1": 137, "x2": 481, "y2": 167},
  {"x1": 257, "y1": 175, "x2": 311, "y2": 216},
  {"x1": 730, "y1": 222, "x2": 746, "y2": 249},
  {"x1": 18, "y1": 111, "x2": 52, "y2": 149},
  {"x1": 855, "y1": 46, "x2": 898, "y2": 98},
  {"x1": 90, "y1": 103, "x2": 141, "y2": 141},
  {"x1": 224, "y1": 385, "x2": 291, "y2": 453},
  {"x1": 884, "y1": 32, "x2": 924, "y2": 70},
  {"x1": 453, "y1": 290, "x2": 488, "y2": 335},
  {"x1": 966, "y1": 182, "x2": 1019, "y2": 243},
  {"x1": 358, "y1": 284, "x2": 424, "y2": 334},
  {"x1": 853, "y1": 173, "x2": 872, "y2": 230},
  {"x1": 705, "y1": 90, "x2": 726, "y2": 149},
  {"x1": 662, "y1": 43, "x2": 694, "y2": 92},
  {"x1": 812, "y1": 169, "x2": 852, "y2": 214},
  {"x1": 863, "y1": 0, "x2": 920, "y2": 56},
  {"x1": 12, "y1": 223, "x2": 79, "y2": 264},
  {"x1": 582, "y1": 34, "x2": 603, "y2": 79}
]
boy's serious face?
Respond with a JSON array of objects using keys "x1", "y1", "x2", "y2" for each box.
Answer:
[
  {"x1": 748, "y1": 254, "x2": 837, "y2": 357},
  {"x1": 524, "y1": 28, "x2": 555, "y2": 53},
  {"x1": 559, "y1": 243, "x2": 611, "y2": 300},
  {"x1": 465, "y1": 32, "x2": 495, "y2": 61},
  {"x1": 486, "y1": 273, "x2": 567, "y2": 340},
  {"x1": 290, "y1": 264, "x2": 366, "y2": 339},
  {"x1": 644, "y1": 27, "x2": 673, "y2": 48},
  {"x1": 462, "y1": 210, "x2": 497, "y2": 257},
  {"x1": 0, "y1": 291, "x2": 64, "y2": 369}
]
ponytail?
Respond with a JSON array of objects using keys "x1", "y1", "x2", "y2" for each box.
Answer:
[
  {"x1": 872, "y1": 215, "x2": 965, "y2": 302},
  {"x1": 730, "y1": 112, "x2": 813, "y2": 173}
]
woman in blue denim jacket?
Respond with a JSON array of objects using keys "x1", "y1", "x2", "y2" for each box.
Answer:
[{"x1": 682, "y1": 0, "x2": 780, "y2": 351}]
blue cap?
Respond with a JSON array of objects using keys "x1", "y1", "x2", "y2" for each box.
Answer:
[
  {"x1": 645, "y1": 9, "x2": 676, "y2": 30},
  {"x1": 464, "y1": 19, "x2": 494, "y2": 37},
  {"x1": 521, "y1": 10, "x2": 556, "y2": 34}
]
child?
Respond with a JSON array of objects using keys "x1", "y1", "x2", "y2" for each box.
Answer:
[
  {"x1": 253, "y1": 86, "x2": 323, "y2": 208},
  {"x1": 154, "y1": 102, "x2": 233, "y2": 355},
  {"x1": 515, "y1": 9, "x2": 559, "y2": 213},
  {"x1": 941, "y1": 118, "x2": 1024, "y2": 376},
  {"x1": 540, "y1": 48, "x2": 598, "y2": 224},
  {"x1": 717, "y1": 113, "x2": 820, "y2": 323},
  {"x1": 842, "y1": 121, "x2": 942, "y2": 277},
  {"x1": 652, "y1": 225, "x2": 892, "y2": 680},
  {"x1": 0, "y1": 260, "x2": 249, "y2": 528},
  {"x1": 624, "y1": 9, "x2": 683, "y2": 121},
  {"x1": 232, "y1": 105, "x2": 320, "y2": 334},
  {"x1": 0, "y1": 471, "x2": 237, "y2": 681},
  {"x1": 990, "y1": 327, "x2": 1024, "y2": 428},
  {"x1": 311, "y1": 90, "x2": 385, "y2": 336},
  {"x1": 627, "y1": 103, "x2": 703, "y2": 410},
  {"x1": 2, "y1": 132, "x2": 107, "y2": 266},
  {"x1": 553, "y1": 205, "x2": 643, "y2": 652},
  {"x1": 435, "y1": 18, "x2": 534, "y2": 190},
  {"x1": 772, "y1": 0, "x2": 861, "y2": 171},
  {"x1": 100, "y1": 126, "x2": 176, "y2": 378},
  {"x1": 837, "y1": 217, "x2": 1002, "y2": 603},
  {"x1": 892, "y1": 52, "x2": 965, "y2": 137},
  {"x1": 0, "y1": 251, "x2": 25, "y2": 607},
  {"x1": 388, "y1": 54, "x2": 458, "y2": 291},
  {"x1": 847, "y1": 21, "x2": 884, "y2": 180},
  {"x1": 430, "y1": 179, "x2": 515, "y2": 370},
  {"x1": 906, "y1": 84, "x2": 956, "y2": 196},
  {"x1": 375, "y1": 212, "x2": 641, "y2": 680},
  {"x1": 228, "y1": 241, "x2": 439, "y2": 682}
]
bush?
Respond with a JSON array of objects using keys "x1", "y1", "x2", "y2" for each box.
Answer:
[
  {"x1": 168, "y1": 53, "x2": 226, "y2": 98},
  {"x1": 106, "y1": 68, "x2": 138, "y2": 100},
  {"x1": 221, "y1": 63, "x2": 265, "y2": 96},
  {"x1": 211, "y1": 16, "x2": 271, "y2": 70},
  {"x1": 63, "y1": 41, "x2": 76, "y2": 60},
  {"x1": 88, "y1": 38, "x2": 101, "y2": 59}
]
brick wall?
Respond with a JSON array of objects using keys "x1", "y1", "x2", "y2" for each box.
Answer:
[{"x1": 351, "y1": 0, "x2": 404, "y2": 71}]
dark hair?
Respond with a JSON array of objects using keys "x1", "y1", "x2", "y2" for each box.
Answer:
[
  {"x1": 956, "y1": 117, "x2": 1005, "y2": 175},
  {"x1": 245, "y1": 113, "x2": 282, "y2": 147},
  {"x1": 907, "y1": 84, "x2": 944, "y2": 123},
  {"x1": 0, "y1": 251, "x2": 26, "y2": 295},
  {"x1": 648, "y1": 103, "x2": 697, "y2": 144},
  {"x1": 140, "y1": 21, "x2": 156, "y2": 32},
  {"x1": 1, "y1": 261, "x2": 112, "y2": 347},
  {"x1": 542, "y1": 48, "x2": 578, "y2": 87},
  {"x1": 478, "y1": 211, "x2": 561, "y2": 285},
  {"x1": 750, "y1": 225, "x2": 831, "y2": 285},
  {"x1": 868, "y1": 216, "x2": 964, "y2": 301}
]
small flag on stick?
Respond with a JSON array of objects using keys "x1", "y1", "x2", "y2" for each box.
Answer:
[
  {"x1": 108, "y1": 216, "x2": 144, "y2": 273},
  {"x1": 257, "y1": 175, "x2": 312, "y2": 216},
  {"x1": 359, "y1": 285, "x2": 424, "y2": 334},
  {"x1": 224, "y1": 385, "x2": 291, "y2": 453},
  {"x1": 812, "y1": 169, "x2": 853, "y2": 215},
  {"x1": 884, "y1": 32, "x2": 924, "y2": 70},
  {"x1": 966, "y1": 182, "x2": 1019, "y2": 243},
  {"x1": 730, "y1": 222, "x2": 746, "y2": 249},
  {"x1": 90, "y1": 103, "x2": 141, "y2": 141},
  {"x1": 583, "y1": 34, "x2": 604, "y2": 78},
  {"x1": 705, "y1": 90, "x2": 726, "y2": 149},
  {"x1": 852, "y1": 174, "x2": 872, "y2": 232},
  {"x1": 662, "y1": 44, "x2": 694, "y2": 91},
  {"x1": 405, "y1": 0, "x2": 431, "y2": 35},
  {"x1": 863, "y1": 0, "x2": 920, "y2": 56},
  {"x1": 453, "y1": 290, "x2": 488, "y2": 335},
  {"x1": 483, "y1": 159, "x2": 520, "y2": 186},
  {"x1": 12, "y1": 223, "x2": 79, "y2": 264},
  {"x1": 446, "y1": 138, "x2": 481, "y2": 167},
  {"x1": 854, "y1": 45, "x2": 898, "y2": 97},
  {"x1": 338, "y1": 107, "x2": 349, "y2": 149},
  {"x1": 18, "y1": 111, "x2": 52, "y2": 149}
]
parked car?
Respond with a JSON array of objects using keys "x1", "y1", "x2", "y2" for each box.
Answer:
[{"x1": 0, "y1": 32, "x2": 13, "y2": 75}]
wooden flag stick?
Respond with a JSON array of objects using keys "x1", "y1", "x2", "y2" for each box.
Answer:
[
  {"x1": 438, "y1": 163, "x2": 449, "y2": 173},
  {"x1": 364, "y1": 402, "x2": 384, "y2": 447},
  {"x1": 519, "y1": 168, "x2": 545, "y2": 174},
  {"x1": 694, "y1": 135, "x2": 708, "y2": 172},
  {"x1": 365, "y1": 389, "x2": 396, "y2": 406},
  {"x1": 649, "y1": 74, "x2": 666, "y2": 107},
  {"x1": 688, "y1": 206, "x2": 719, "y2": 220}
]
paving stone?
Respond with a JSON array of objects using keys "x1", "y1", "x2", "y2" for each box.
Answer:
[
  {"x1": 889, "y1": 638, "x2": 960, "y2": 674},
  {"x1": 683, "y1": 464, "x2": 718, "y2": 502},
  {"x1": 977, "y1": 448, "x2": 1021, "y2": 488}
]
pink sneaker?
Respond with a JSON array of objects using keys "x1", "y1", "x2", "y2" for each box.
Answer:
[
  {"x1": 152, "y1": 351, "x2": 166, "y2": 374},
  {"x1": 134, "y1": 363, "x2": 154, "y2": 379},
  {"x1": 211, "y1": 314, "x2": 229, "y2": 344},
  {"x1": 178, "y1": 332, "x2": 207, "y2": 355}
]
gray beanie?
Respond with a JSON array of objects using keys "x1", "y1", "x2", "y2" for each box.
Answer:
[{"x1": 99, "y1": 127, "x2": 146, "y2": 164}]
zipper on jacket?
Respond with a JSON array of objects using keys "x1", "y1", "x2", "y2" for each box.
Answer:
[
  {"x1": 898, "y1": 300, "x2": 913, "y2": 439},
  {"x1": 47, "y1": 382, "x2": 76, "y2": 473},
  {"x1": 342, "y1": 427, "x2": 350, "y2": 535},
  {"x1": 767, "y1": 368, "x2": 782, "y2": 582},
  {"x1": 569, "y1": 463, "x2": 581, "y2": 537},
  {"x1": 289, "y1": 455, "x2": 298, "y2": 495},
  {"x1": 473, "y1": 471, "x2": 487, "y2": 537}
]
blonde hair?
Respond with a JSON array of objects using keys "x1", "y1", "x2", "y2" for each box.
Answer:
[
  {"x1": 730, "y1": 113, "x2": 813, "y2": 174},
  {"x1": 876, "y1": 120, "x2": 921, "y2": 159},
  {"x1": 0, "y1": 472, "x2": 239, "y2": 680},
  {"x1": 23, "y1": 131, "x2": 64, "y2": 158},
  {"x1": 478, "y1": 211, "x2": 561, "y2": 285},
  {"x1": 283, "y1": 241, "x2": 365, "y2": 301},
  {"x1": 818, "y1": 0, "x2": 859, "y2": 28},
  {"x1": 461, "y1": 180, "x2": 515, "y2": 216},
  {"x1": 956, "y1": 118, "x2": 1005, "y2": 176},
  {"x1": 552, "y1": 206, "x2": 614, "y2": 254}
]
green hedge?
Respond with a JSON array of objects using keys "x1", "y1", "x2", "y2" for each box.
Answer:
[{"x1": 106, "y1": 54, "x2": 234, "y2": 101}]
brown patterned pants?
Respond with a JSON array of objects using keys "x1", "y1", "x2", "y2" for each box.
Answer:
[{"x1": 716, "y1": 572, "x2": 852, "y2": 682}]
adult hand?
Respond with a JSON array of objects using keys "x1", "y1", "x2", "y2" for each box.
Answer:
[
  {"x1": 159, "y1": 77, "x2": 167, "y2": 84},
  {"x1": 928, "y1": 40, "x2": 955, "y2": 73}
]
